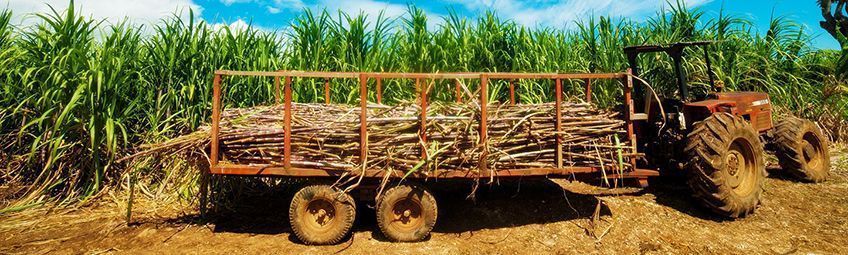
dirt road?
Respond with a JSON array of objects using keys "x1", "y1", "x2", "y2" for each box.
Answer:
[{"x1": 1, "y1": 149, "x2": 846, "y2": 254}]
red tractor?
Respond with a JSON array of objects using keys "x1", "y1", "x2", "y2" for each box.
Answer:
[{"x1": 626, "y1": 41, "x2": 831, "y2": 218}]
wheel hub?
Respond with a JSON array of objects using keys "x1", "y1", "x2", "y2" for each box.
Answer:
[
  {"x1": 726, "y1": 138, "x2": 758, "y2": 196},
  {"x1": 306, "y1": 199, "x2": 336, "y2": 227},
  {"x1": 391, "y1": 199, "x2": 423, "y2": 230},
  {"x1": 726, "y1": 152, "x2": 742, "y2": 176},
  {"x1": 802, "y1": 132, "x2": 823, "y2": 169}
]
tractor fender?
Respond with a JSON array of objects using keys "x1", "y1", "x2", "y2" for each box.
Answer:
[{"x1": 682, "y1": 99, "x2": 737, "y2": 128}]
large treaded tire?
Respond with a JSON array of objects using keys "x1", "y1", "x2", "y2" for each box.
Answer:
[
  {"x1": 289, "y1": 184, "x2": 356, "y2": 245},
  {"x1": 772, "y1": 117, "x2": 830, "y2": 182},
  {"x1": 684, "y1": 113, "x2": 766, "y2": 218},
  {"x1": 376, "y1": 183, "x2": 437, "y2": 242}
]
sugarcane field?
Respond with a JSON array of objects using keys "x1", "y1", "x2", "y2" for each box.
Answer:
[{"x1": 1, "y1": 0, "x2": 848, "y2": 254}]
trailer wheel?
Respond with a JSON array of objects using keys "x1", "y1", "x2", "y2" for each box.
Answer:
[
  {"x1": 772, "y1": 117, "x2": 830, "y2": 182},
  {"x1": 376, "y1": 183, "x2": 437, "y2": 242},
  {"x1": 289, "y1": 184, "x2": 356, "y2": 245},
  {"x1": 684, "y1": 113, "x2": 766, "y2": 218}
]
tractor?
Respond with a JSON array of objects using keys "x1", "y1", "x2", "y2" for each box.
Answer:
[{"x1": 625, "y1": 41, "x2": 831, "y2": 218}]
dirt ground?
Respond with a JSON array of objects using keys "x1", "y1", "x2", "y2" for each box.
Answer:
[{"x1": 1, "y1": 147, "x2": 846, "y2": 255}]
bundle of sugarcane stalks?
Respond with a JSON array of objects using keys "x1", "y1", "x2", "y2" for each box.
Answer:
[{"x1": 123, "y1": 99, "x2": 635, "y2": 179}]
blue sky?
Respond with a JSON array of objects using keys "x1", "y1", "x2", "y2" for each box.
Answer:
[
  {"x1": 3, "y1": 0, "x2": 840, "y2": 49},
  {"x1": 201, "y1": 0, "x2": 839, "y2": 50}
]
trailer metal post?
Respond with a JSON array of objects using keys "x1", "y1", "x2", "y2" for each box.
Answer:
[
  {"x1": 284, "y1": 76, "x2": 293, "y2": 170},
  {"x1": 555, "y1": 78, "x2": 563, "y2": 169},
  {"x1": 359, "y1": 73, "x2": 368, "y2": 166},
  {"x1": 479, "y1": 75, "x2": 489, "y2": 173},
  {"x1": 324, "y1": 78, "x2": 331, "y2": 105},
  {"x1": 585, "y1": 79, "x2": 592, "y2": 103},
  {"x1": 509, "y1": 79, "x2": 516, "y2": 105},
  {"x1": 199, "y1": 168, "x2": 208, "y2": 218},
  {"x1": 211, "y1": 74, "x2": 222, "y2": 167},
  {"x1": 420, "y1": 79, "x2": 429, "y2": 159},
  {"x1": 455, "y1": 79, "x2": 463, "y2": 103},
  {"x1": 624, "y1": 69, "x2": 636, "y2": 151},
  {"x1": 376, "y1": 78, "x2": 383, "y2": 104}
]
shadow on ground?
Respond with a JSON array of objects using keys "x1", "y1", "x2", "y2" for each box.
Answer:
[
  {"x1": 190, "y1": 178, "x2": 610, "y2": 242},
  {"x1": 174, "y1": 164, "x2": 813, "y2": 240}
]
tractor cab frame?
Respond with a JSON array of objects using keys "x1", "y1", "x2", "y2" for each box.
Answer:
[
  {"x1": 623, "y1": 41, "x2": 772, "y2": 132},
  {"x1": 624, "y1": 41, "x2": 717, "y2": 103}
]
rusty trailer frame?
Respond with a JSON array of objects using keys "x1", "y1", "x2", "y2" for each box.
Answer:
[{"x1": 207, "y1": 70, "x2": 659, "y2": 183}]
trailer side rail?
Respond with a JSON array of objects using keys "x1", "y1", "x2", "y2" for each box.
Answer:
[{"x1": 208, "y1": 70, "x2": 658, "y2": 181}]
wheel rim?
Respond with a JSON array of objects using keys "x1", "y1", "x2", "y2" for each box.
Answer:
[
  {"x1": 726, "y1": 137, "x2": 757, "y2": 196},
  {"x1": 388, "y1": 197, "x2": 424, "y2": 233},
  {"x1": 301, "y1": 198, "x2": 337, "y2": 233},
  {"x1": 801, "y1": 132, "x2": 825, "y2": 170}
]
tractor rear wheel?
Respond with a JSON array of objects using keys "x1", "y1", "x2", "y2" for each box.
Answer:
[
  {"x1": 376, "y1": 183, "x2": 437, "y2": 242},
  {"x1": 772, "y1": 117, "x2": 830, "y2": 182},
  {"x1": 289, "y1": 184, "x2": 356, "y2": 245},
  {"x1": 684, "y1": 113, "x2": 766, "y2": 218}
]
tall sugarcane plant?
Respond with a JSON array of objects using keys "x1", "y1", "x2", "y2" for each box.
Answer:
[{"x1": 0, "y1": 1, "x2": 844, "y2": 210}]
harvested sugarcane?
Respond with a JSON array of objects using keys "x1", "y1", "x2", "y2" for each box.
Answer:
[{"x1": 122, "y1": 100, "x2": 635, "y2": 179}]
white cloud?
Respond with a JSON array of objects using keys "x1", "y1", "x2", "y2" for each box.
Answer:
[
  {"x1": 309, "y1": 0, "x2": 443, "y2": 30},
  {"x1": 220, "y1": 0, "x2": 252, "y2": 6},
  {"x1": 212, "y1": 18, "x2": 250, "y2": 32},
  {"x1": 3, "y1": 0, "x2": 202, "y2": 27},
  {"x1": 274, "y1": 0, "x2": 305, "y2": 10},
  {"x1": 222, "y1": 0, "x2": 304, "y2": 12},
  {"x1": 313, "y1": 0, "x2": 408, "y2": 19},
  {"x1": 451, "y1": 0, "x2": 714, "y2": 28}
]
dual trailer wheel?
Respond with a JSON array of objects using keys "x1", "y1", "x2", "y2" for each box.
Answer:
[
  {"x1": 684, "y1": 114, "x2": 830, "y2": 218},
  {"x1": 288, "y1": 183, "x2": 437, "y2": 245}
]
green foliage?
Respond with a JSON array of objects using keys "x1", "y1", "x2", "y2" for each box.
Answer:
[{"x1": 0, "y1": 1, "x2": 843, "y2": 207}]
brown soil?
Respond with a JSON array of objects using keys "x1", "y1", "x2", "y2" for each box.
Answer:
[{"x1": 1, "y1": 148, "x2": 846, "y2": 255}]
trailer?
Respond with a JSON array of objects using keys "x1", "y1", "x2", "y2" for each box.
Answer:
[{"x1": 199, "y1": 69, "x2": 660, "y2": 244}]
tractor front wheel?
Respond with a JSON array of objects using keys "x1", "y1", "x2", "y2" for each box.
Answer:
[
  {"x1": 684, "y1": 113, "x2": 766, "y2": 218},
  {"x1": 772, "y1": 117, "x2": 830, "y2": 182}
]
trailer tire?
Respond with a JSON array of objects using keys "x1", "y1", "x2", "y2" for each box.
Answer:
[
  {"x1": 289, "y1": 184, "x2": 356, "y2": 245},
  {"x1": 772, "y1": 117, "x2": 830, "y2": 182},
  {"x1": 376, "y1": 183, "x2": 437, "y2": 242},
  {"x1": 684, "y1": 113, "x2": 766, "y2": 218}
]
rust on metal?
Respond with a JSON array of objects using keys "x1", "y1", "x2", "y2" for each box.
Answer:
[
  {"x1": 368, "y1": 73, "x2": 480, "y2": 79},
  {"x1": 509, "y1": 79, "x2": 516, "y2": 105},
  {"x1": 208, "y1": 69, "x2": 656, "y2": 181},
  {"x1": 486, "y1": 72, "x2": 626, "y2": 79},
  {"x1": 215, "y1": 70, "x2": 359, "y2": 78},
  {"x1": 376, "y1": 78, "x2": 383, "y2": 104},
  {"x1": 213, "y1": 70, "x2": 627, "y2": 80},
  {"x1": 284, "y1": 76, "x2": 293, "y2": 170},
  {"x1": 211, "y1": 74, "x2": 222, "y2": 167},
  {"x1": 324, "y1": 78, "x2": 331, "y2": 105},
  {"x1": 624, "y1": 69, "x2": 636, "y2": 152},
  {"x1": 210, "y1": 164, "x2": 612, "y2": 178},
  {"x1": 359, "y1": 73, "x2": 368, "y2": 166},
  {"x1": 623, "y1": 68, "x2": 640, "y2": 172},
  {"x1": 479, "y1": 74, "x2": 489, "y2": 173},
  {"x1": 555, "y1": 78, "x2": 563, "y2": 169},
  {"x1": 455, "y1": 79, "x2": 462, "y2": 103},
  {"x1": 420, "y1": 79, "x2": 429, "y2": 159}
]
